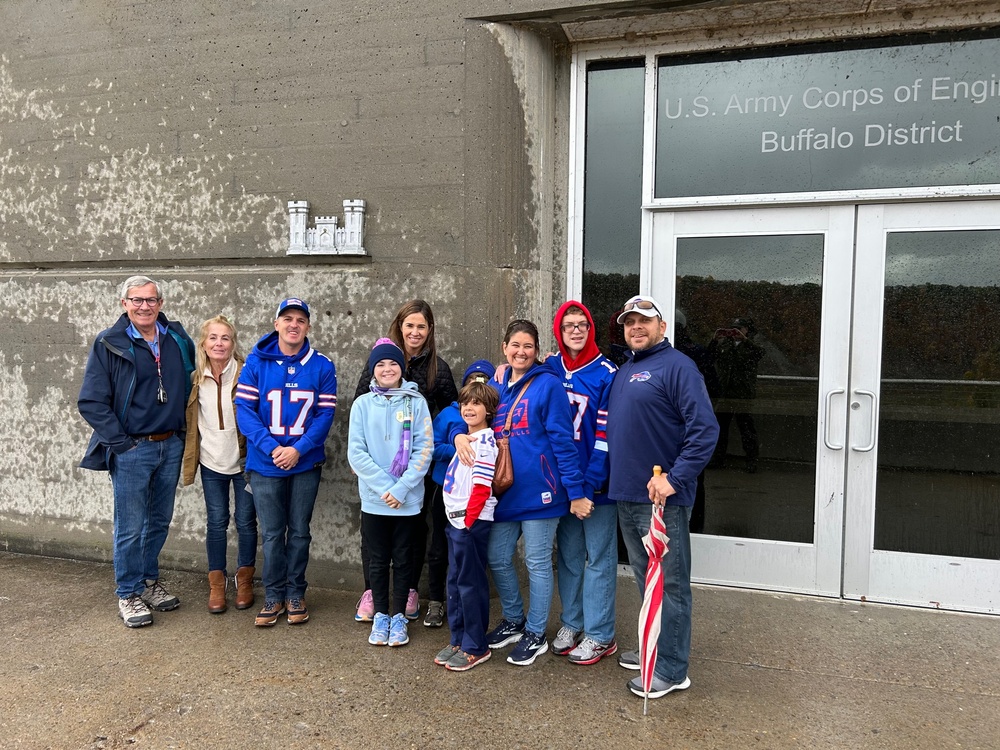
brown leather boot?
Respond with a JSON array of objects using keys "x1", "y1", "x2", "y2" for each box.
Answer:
[
  {"x1": 234, "y1": 566, "x2": 255, "y2": 610},
  {"x1": 208, "y1": 570, "x2": 227, "y2": 614}
]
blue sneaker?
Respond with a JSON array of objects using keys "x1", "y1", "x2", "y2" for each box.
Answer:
[
  {"x1": 486, "y1": 617, "x2": 525, "y2": 649},
  {"x1": 368, "y1": 613, "x2": 390, "y2": 646},
  {"x1": 388, "y1": 613, "x2": 409, "y2": 647},
  {"x1": 507, "y1": 629, "x2": 548, "y2": 666}
]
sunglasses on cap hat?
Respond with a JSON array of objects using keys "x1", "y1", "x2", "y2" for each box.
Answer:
[{"x1": 617, "y1": 296, "x2": 663, "y2": 323}]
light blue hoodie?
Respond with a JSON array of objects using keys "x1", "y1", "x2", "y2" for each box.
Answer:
[{"x1": 348, "y1": 379, "x2": 433, "y2": 516}]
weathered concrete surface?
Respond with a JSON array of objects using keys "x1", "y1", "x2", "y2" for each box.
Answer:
[{"x1": 2, "y1": 552, "x2": 997, "y2": 750}]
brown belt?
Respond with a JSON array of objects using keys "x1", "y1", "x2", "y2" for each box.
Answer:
[{"x1": 133, "y1": 431, "x2": 175, "y2": 442}]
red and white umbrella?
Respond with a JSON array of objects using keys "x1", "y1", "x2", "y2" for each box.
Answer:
[{"x1": 638, "y1": 465, "x2": 670, "y2": 715}]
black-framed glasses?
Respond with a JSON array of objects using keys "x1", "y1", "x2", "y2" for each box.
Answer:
[
  {"x1": 126, "y1": 297, "x2": 161, "y2": 307},
  {"x1": 560, "y1": 321, "x2": 592, "y2": 333}
]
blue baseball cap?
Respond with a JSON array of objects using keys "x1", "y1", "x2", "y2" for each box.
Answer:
[{"x1": 275, "y1": 297, "x2": 310, "y2": 319}]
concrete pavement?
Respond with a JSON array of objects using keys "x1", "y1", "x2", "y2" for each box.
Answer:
[{"x1": 1, "y1": 552, "x2": 997, "y2": 749}]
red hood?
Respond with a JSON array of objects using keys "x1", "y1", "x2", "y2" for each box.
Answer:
[{"x1": 553, "y1": 299, "x2": 601, "y2": 371}]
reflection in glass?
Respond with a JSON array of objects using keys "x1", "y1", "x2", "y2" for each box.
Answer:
[
  {"x1": 875, "y1": 230, "x2": 1000, "y2": 559},
  {"x1": 677, "y1": 234, "x2": 823, "y2": 542},
  {"x1": 580, "y1": 60, "x2": 644, "y2": 365}
]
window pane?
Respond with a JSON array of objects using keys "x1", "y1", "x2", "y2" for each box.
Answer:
[
  {"x1": 875, "y1": 230, "x2": 1000, "y2": 559},
  {"x1": 677, "y1": 234, "x2": 824, "y2": 542},
  {"x1": 581, "y1": 60, "x2": 644, "y2": 364}
]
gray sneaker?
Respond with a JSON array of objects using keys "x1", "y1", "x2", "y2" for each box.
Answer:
[
  {"x1": 423, "y1": 600, "x2": 445, "y2": 628},
  {"x1": 618, "y1": 648, "x2": 641, "y2": 670},
  {"x1": 118, "y1": 594, "x2": 153, "y2": 628},
  {"x1": 552, "y1": 625, "x2": 581, "y2": 655},
  {"x1": 141, "y1": 579, "x2": 180, "y2": 611},
  {"x1": 627, "y1": 674, "x2": 691, "y2": 698}
]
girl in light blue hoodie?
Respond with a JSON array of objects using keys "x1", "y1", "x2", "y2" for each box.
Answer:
[{"x1": 348, "y1": 339, "x2": 433, "y2": 647}]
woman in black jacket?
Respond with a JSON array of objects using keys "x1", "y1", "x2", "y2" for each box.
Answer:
[{"x1": 354, "y1": 300, "x2": 457, "y2": 626}]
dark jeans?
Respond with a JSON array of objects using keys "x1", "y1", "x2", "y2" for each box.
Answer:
[
  {"x1": 249, "y1": 468, "x2": 321, "y2": 601},
  {"x1": 362, "y1": 511, "x2": 418, "y2": 616},
  {"x1": 200, "y1": 465, "x2": 257, "y2": 573},
  {"x1": 446, "y1": 521, "x2": 491, "y2": 656}
]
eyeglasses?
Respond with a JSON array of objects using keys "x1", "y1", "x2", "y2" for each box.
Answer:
[
  {"x1": 560, "y1": 321, "x2": 591, "y2": 333},
  {"x1": 126, "y1": 297, "x2": 161, "y2": 307},
  {"x1": 621, "y1": 297, "x2": 661, "y2": 319}
]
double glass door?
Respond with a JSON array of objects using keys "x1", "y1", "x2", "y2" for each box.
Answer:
[{"x1": 648, "y1": 202, "x2": 1000, "y2": 614}]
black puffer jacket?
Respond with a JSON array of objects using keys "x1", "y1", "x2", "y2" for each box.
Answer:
[{"x1": 354, "y1": 348, "x2": 457, "y2": 417}]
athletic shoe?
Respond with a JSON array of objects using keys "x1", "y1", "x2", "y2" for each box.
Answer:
[
  {"x1": 445, "y1": 649, "x2": 492, "y2": 672},
  {"x1": 486, "y1": 617, "x2": 525, "y2": 649},
  {"x1": 551, "y1": 625, "x2": 581, "y2": 655},
  {"x1": 507, "y1": 630, "x2": 548, "y2": 666},
  {"x1": 255, "y1": 600, "x2": 286, "y2": 627},
  {"x1": 286, "y1": 598, "x2": 309, "y2": 625},
  {"x1": 369, "y1": 613, "x2": 390, "y2": 645},
  {"x1": 405, "y1": 589, "x2": 420, "y2": 620},
  {"x1": 568, "y1": 637, "x2": 618, "y2": 665},
  {"x1": 118, "y1": 594, "x2": 153, "y2": 628},
  {"x1": 618, "y1": 648, "x2": 641, "y2": 670},
  {"x1": 141, "y1": 579, "x2": 180, "y2": 611},
  {"x1": 388, "y1": 613, "x2": 409, "y2": 646},
  {"x1": 355, "y1": 589, "x2": 374, "y2": 622},
  {"x1": 627, "y1": 675, "x2": 692, "y2": 698},
  {"x1": 434, "y1": 644, "x2": 461, "y2": 665},
  {"x1": 423, "y1": 600, "x2": 445, "y2": 628}
]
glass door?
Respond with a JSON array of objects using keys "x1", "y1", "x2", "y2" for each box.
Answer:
[
  {"x1": 844, "y1": 202, "x2": 1000, "y2": 614},
  {"x1": 648, "y1": 206, "x2": 855, "y2": 595}
]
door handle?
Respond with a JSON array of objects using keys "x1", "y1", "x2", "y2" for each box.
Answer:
[
  {"x1": 824, "y1": 388, "x2": 845, "y2": 450},
  {"x1": 852, "y1": 389, "x2": 877, "y2": 452}
]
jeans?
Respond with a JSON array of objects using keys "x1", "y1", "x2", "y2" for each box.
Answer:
[
  {"x1": 487, "y1": 517, "x2": 559, "y2": 636},
  {"x1": 446, "y1": 521, "x2": 492, "y2": 656},
  {"x1": 249, "y1": 468, "x2": 321, "y2": 601},
  {"x1": 556, "y1": 502, "x2": 618, "y2": 644},
  {"x1": 201, "y1": 465, "x2": 257, "y2": 573},
  {"x1": 618, "y1": 501, "x2": 693, "y2": 684},
  {"x1": 109, "y1": 435, "x2": 183, "y2": 598}
]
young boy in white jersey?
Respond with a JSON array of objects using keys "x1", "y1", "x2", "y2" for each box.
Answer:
[{"x1": 433, "y1": 380, "x2": 500, "y2": 672}]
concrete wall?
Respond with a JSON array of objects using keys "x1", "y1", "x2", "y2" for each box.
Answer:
[{"x1": 0, "y1": 0, "x2": 581, "y2": 584}]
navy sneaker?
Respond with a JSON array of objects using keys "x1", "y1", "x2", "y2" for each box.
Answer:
[
  {"x1": 507, "y1": 630, "x2": 548, "y2": 666},
  {"x1": 486, "y1": 617, "x2": 525, "y2": 649}
]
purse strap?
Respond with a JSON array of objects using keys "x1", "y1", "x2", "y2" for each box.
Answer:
[{"x1": 501, "y1": 376, "x2": 536, "y2": 436}]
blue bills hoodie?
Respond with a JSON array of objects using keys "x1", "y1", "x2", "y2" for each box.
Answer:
[
  {"x1": 492, "y1": 360, "x2": 585, "y2": 522},
  {"x1": 235, "y1": 332, "x2": 337, "y2": 476}
]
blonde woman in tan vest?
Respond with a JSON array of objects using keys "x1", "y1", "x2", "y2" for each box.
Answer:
[{"x1": 182, "y1": 315, "x2": 256, "y2": 613}]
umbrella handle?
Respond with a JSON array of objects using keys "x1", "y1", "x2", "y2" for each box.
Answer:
[{"x1": 653, "y1": 465, "x2": 662, "y2": 477}]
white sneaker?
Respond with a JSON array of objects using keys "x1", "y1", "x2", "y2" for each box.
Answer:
[
  {"x1": 551, "y1": 625, "x2": 580, "y2": 655},
  {"x1": 141, "y1": 579, "x2": 180, "y2": 611},
  {"x1": 118, "y1": 594, "x2": 153, "y2": 628}
]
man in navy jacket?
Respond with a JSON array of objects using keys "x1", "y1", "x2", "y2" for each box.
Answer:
[
  {"x1": 606, "y1": 294, "x2": 719, "y2": 699},
  {"x1": 78, "y1": 275, "x2": 195, "y2": 628}
]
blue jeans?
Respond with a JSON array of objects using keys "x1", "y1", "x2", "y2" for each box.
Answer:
[
  {"x1": 109, "y1": 436, "x2": 183, "y2": 598},
  {"x1": 487, "y1": 517, "x2": 559, "y2": 636},
  {"x1": 249, "y1": 468, "x2": 321, "y2": 601},
  {"x1": 618, "y1": 501, "x2": 693, "y2": 684},
  {"x1": 556, "y1": 502, "x2": 618, "y2": 644},
  {"x1": 200, "y1": 465, "x2": 257, "y2": 573}
]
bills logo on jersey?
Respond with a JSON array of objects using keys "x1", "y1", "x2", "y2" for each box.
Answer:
[
  {"x1": 629, "y1": 371, "x2": 652, "y2": 382},
  {"x1": 509, "y1": 400, "x2": 530, "y2": 430}
]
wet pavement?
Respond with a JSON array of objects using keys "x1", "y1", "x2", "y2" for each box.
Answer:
[{"x1": 1, "y1": 551, "x2": 997, "y2": 749}]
